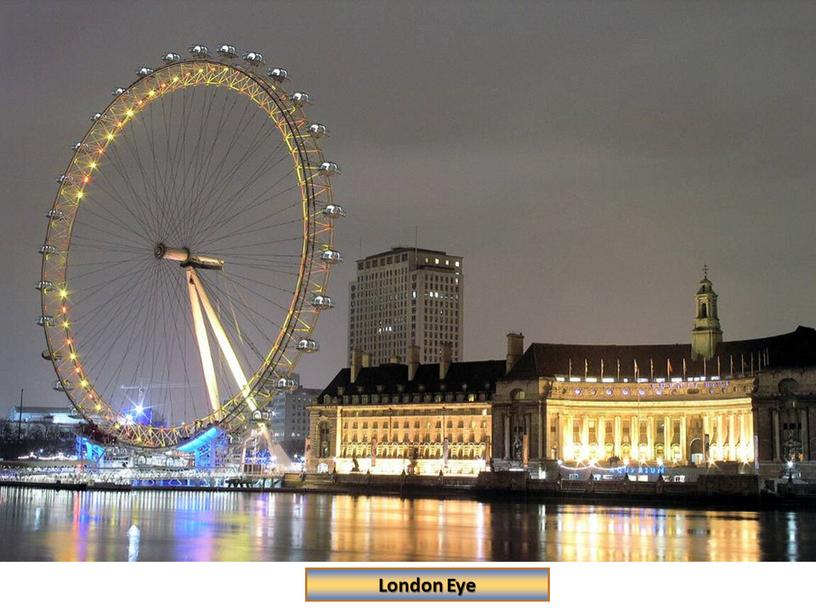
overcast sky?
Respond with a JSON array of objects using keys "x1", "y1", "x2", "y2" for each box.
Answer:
[{"x1": 2, "y1": 0, "x2": 816, "y2": 406}]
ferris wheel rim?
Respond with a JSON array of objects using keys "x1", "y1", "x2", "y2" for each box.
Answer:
[{"x1": 38, "y1": 54, "x2": 338, "y2": 449}]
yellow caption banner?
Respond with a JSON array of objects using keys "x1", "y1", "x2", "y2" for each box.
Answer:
[{"x1": 305, "y1": 567, "x2": 549, "y2": 601}]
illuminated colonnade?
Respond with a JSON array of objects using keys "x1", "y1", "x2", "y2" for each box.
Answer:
[{"x1": 546, "y1": 379, "x2": 756, "y2": 464}]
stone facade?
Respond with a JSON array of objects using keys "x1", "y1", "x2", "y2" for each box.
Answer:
[
  {"x1": 754, "y1": 367, "x2": 816, "y2": 461},
  {"x1": 306, "y1": 355, "x2": 503, "y2": 475}
]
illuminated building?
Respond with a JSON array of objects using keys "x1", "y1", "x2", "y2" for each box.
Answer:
[
  {"x1": 348, "y1": 247, "x2": 463, "y2": 366},
  {"x1": 493, "y1": 273, "x2": 816, "y2": 469},
  {"x1": 306, "y1": 345, "x2": 502, "y2": 475}
]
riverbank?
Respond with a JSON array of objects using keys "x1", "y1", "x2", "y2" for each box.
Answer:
[{"x1": 2, "y1": 470, "x2": 815, "y2": 509}]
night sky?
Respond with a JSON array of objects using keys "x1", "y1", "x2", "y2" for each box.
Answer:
[{"x1": 2, "y1": 1, "x2": 815, "y2": 407}]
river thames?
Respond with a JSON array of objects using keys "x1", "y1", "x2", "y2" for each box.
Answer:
[{"x1": 0, "y1": 487, "x2": 813, "y2": 561}]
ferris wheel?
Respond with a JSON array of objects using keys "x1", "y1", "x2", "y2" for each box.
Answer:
[{"x1": 37, "y1": 44, "x2": 344, "y2": 449}]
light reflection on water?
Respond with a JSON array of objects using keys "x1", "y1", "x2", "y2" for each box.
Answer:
[{"x1": 0, "y1": 487, "x2": 813, "y2": 561}]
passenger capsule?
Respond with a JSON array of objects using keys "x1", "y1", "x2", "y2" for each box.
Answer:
[
  {"x1": 46, "y1": 209, "x2": 65, "y2": 220},
  {"x1": 320, "y1": 204, "x2": 346, "y2": 218},
  {"x1": 217, "y1": 44, "x2": 238, "y2": 58},
  {"x1": 53, "y1": 379, "x2": 74, "y2": 392},
  {"x1": 291, "y1": 91, "x2": 310, "y2": 106},
  {"x1": 276, "y1": 377, "x2": 298, "y2": 390},
  {"x1": 296, "y1": 338, "x2": 320, "y2": 353},
  {"x1": 71, "y1": 142, "x2": 84, "y2": 151},
  {"x1": 39, "y1": 244, "x2": 57, "y2": 255},
  {"x1": 90, "y1": 112, "x2": 102, "y2": 122},
  {"x1": 311, "y1": 294, "x2": 335, "y2": 309},
  {"x1": 36, "y1": 280, "x2": 54, "y2": 292},
  {"x1": 267, "y1": 67, "x2": 289, "y2": 82},
  {"x1": 162, "y1": 52, "x2": 181, "y2": 64},
  {"x1": 42, "y1": 349, "x2": 63, "y2": 361},
  {"x1": 307, "y1": 123, "x2": 328, "y2": 138},
  {"x1": 111, "y1": 87, "x2": 127, "y2": 96},
  {"x1": 37, "y1": 316, "x2": 56, "y2": 327},
  {"x1": 243, "y1": 51, "x2": 264, "y2": 66},
  {"x1": 136, "y1": 66, "x2": 154, "y2": 77},
  {"x1": 320, "y1": 249, "x2": 343, "y2": 264},
  {"x1": 317, "y1": 161, "x2": 340, "y2": 176},
  {"x1": 56, "y1": 175, "x2": 74, "y2": 184},
  {"x1": 189, "y1": 44, "x2": 210, "y2": 58}
]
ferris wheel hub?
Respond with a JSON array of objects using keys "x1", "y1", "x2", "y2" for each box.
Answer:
[{"x1": 155, "y1": 243, "x2": 224, "y2": 270}]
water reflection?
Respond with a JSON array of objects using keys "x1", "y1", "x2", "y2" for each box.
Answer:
[
  {"x1": 0, "y1": 487, "x2": 813, "y2": 561},
  {"x1": 127, "y1": 524, "x2": 140, "y2": 562}
]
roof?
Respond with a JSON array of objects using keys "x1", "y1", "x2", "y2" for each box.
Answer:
[
  {"x1": 358, "y1": 246, "x2": 456, "y2": 261},
  {"x1": 11, "y1": 406, "x2": 73, "y2": 414},
  {"x1": 317, "y1": 360, "x2": 506, "y2": 402},
  {"x1": 506, "y1": 326, "x2": 816, "y2": 380}
]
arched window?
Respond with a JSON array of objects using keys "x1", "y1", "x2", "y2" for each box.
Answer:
[{"x1": 318, "y1": 422, "x2": 331, "y2": 458}]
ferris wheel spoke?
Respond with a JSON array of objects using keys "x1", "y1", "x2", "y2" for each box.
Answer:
[
  {"x1": 71, "y1": 229, "x2": 147, "y2": 253},
  {"x1": 215, "y1": 270, "x2": 299, "y2": 298},
  {"x1": 195, "y1": 171, "x2": 300, "y2": 244},
  {"x1": 122, "y1": 111, "x2": 166, "y2": 238},
  {"x1": 180, "y1": 94, "x2": 251, "y2": 240},
  {"x1": 159, "y1": 264, "x2": 196, "y2": 423},
  {"x1": 198, "y1": 275, "x2": 278, "y2": 366},
  {"x1": 213, "y1": 270, "x2": 296, "y2": 312},
  {"x1": 194, "y1": 143, "x2": 292, "y2": 243},
  {"x1": 172, "y1": 84, "x2": 222, "y2": 243},
  {"x1": 71, "y1": 268, "x2": 154, "y2": 329},
  {"x1": 203, "y1": 201, "x2": 300, "y2": 246},
  {"x1": 66, "y1": 259, "x2": 146, "y2": 285},
  {"x1": 157, "y1": 85, "x2": 197, "y2": 245},
  {"x1": 146, "y1": 266, "x2": 178, "y2": 423},
  {"x1": 104, "y1": 143, "x2": 163, "y2": 240},
  {"x1": 193, "y1": 112, "x2": 282, "y2": 227},
  {"x1": 81, "y1": 188, "x2": 156, "y2": 245},
  {"x1": 199, "y1": 273, "x2": 288, "y2": 340},
  {"x1": 116, "y1": 265, "x2": 164, "y2": 403},
  {"x1": 89, "y1": 167, "x2": 159, "y2": 243},
  {"x1": 211, "y1": 271, "x2": 270, "y2": 368},
  {"x1": 75, "y1": 264, "x2": 158, "y2": 387},
  {"x1": 191, "y1": 119, "x2": 291, "y2": 237},
  {"x1": 70, "y1": 259, "x2": 149, "y2": 305},
  {"x1": 139, "y1": 98, "x2": 190, "y2": 244},
  {"x1": 75, "y1": 260, "x2": 155, "y2": 354}
]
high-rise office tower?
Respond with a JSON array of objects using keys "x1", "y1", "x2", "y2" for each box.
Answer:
[{"x1": 348, "y1": 247, "x2": 463, "y2": 366}]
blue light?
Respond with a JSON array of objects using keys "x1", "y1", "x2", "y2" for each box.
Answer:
[{"x1": 177, "y1": 427, "x2": 222, "y2": 453}]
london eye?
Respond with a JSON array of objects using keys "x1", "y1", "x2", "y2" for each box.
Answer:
[{"x1": 37, "y1": 44, "x2": 344, "y2": 449}]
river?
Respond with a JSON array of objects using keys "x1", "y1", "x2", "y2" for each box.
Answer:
[{"x1": 0, "y1": 486, "x2": 813, "y2": 561}]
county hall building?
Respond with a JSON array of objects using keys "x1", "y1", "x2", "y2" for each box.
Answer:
[
  {"x1": 307, "y1": 272, "x2": 816, "y2": 475},
  {"x1": 493, "y1": 273, "x2": 816, "y2": 471}
]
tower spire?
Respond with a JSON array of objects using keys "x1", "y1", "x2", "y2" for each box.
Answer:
[{"x1": 691, "y1": 268, "x2": 722, "y2": 361}]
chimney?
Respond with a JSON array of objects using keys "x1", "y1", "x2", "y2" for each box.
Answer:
[
  {"x1": 350, "y1": 348, "x2": 362, "y2": 384},
  {"x1": 361, "y1": 352, "x2": 372, "y2": 368},
  {"x1": 439, "y1": 343, "x2": 452, "y2": 380},
  {"x1": 506, "y1": 332, "x2": 524, "y2": 375},
  {"x1": 389, "y1": 355, "x2": 401, "y2": 364},
  {"x1": 407, "y1": 344, "x2": 420, "y2": 382}
]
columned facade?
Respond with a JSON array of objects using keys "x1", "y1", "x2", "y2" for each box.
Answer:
[{"x1": 542, "y1": 379, "x2": 755, "y2": 464}]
